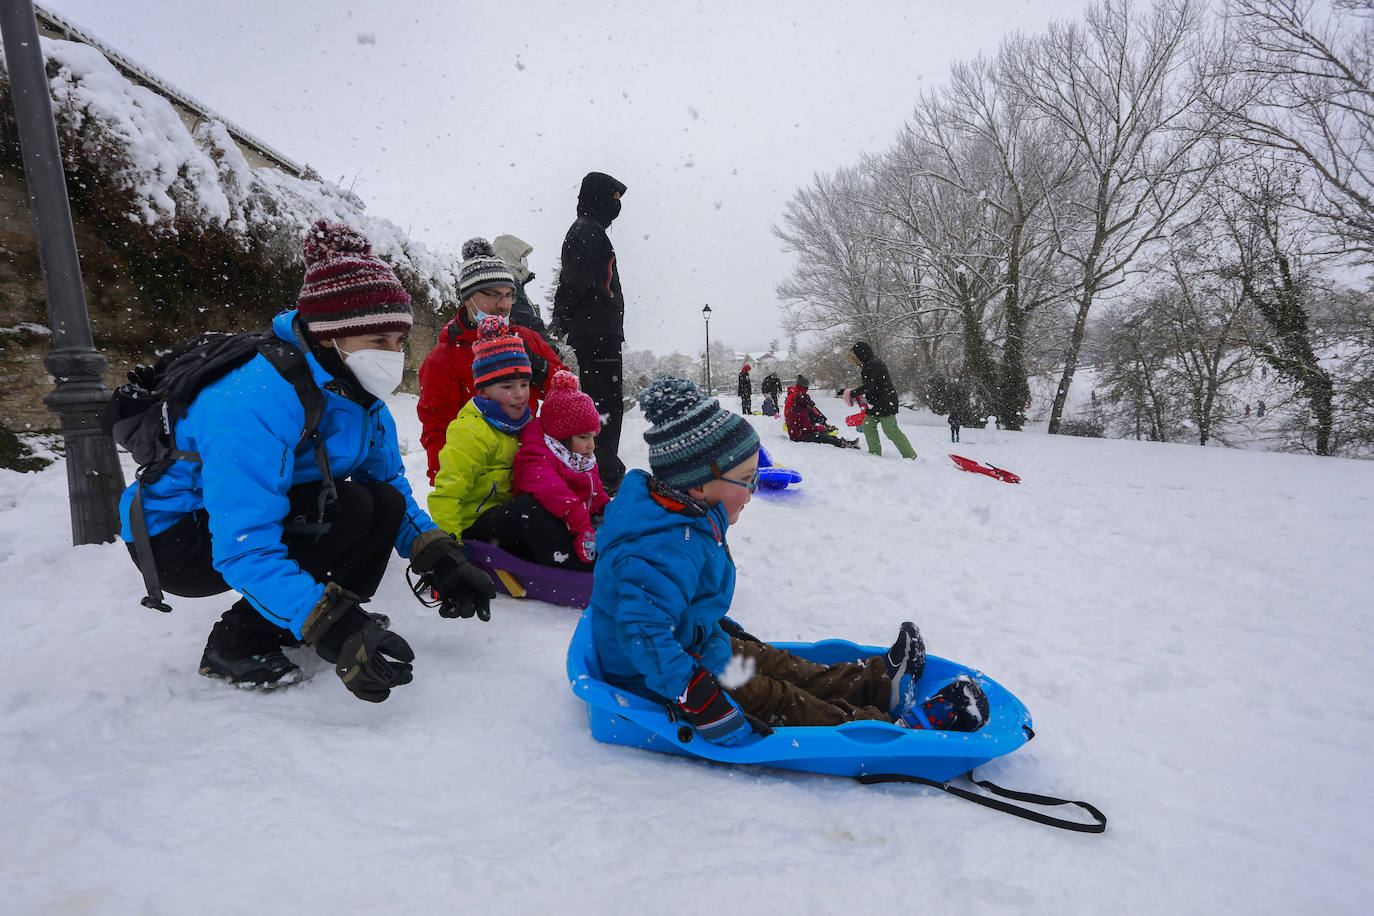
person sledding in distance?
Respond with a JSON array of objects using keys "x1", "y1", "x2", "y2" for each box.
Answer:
[
  {"x1": 509, "y1": 369, "x2": 611, "y2": 570},
  {"x1": 115, "y1": 221, "x2": 496, "y2": 700},
  {"x1": 417, "y1": 238, "x2": 567, "y2": 485},
  {"x1": 430, "y1": 316, "x2": 586, "y2": 568},
  {"x1": 840, "y1": 340, "x2": 916, "y2": 459},
  {"x1": 589, "y1": 377, "x2": 988, "y2": 744},
  {"x1": 785, "y1": 374, "x2": 858, "y2": 448}
]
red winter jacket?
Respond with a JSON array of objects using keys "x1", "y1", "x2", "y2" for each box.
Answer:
[
  {"x1": 513, "y1": 418, "x2": 610, "y2": 537},
  {"x1": 784, "y1": 385, "x2": 830, "y2": 440},
  {"x1": 418, "y1": 315, "x2": 567, "y2": 483}
]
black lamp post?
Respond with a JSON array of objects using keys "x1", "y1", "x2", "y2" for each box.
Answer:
[
  {"x1": 701, "y1": 304, "x2": 712, "y2": 395},
  {"x1": 1, "y1": 0, "x2": 125, "y2": 544}
]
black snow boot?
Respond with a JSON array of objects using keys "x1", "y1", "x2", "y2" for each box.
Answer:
[
  {"x1": 199, "y1": 605, "x2": 301, "y2": 687},
  {"x1": 900, "y1": 675, "x2": 990, "y2": 732},
  {"x1": 883, "y1": 622, "x2": 926, "y2": 716}
]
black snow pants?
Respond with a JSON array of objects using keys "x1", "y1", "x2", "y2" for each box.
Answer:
[
  {"x1": 464, "y1": 493, "x2": 592, "y2": 570},
  {"x1": 571, "y1": 335, "x2": 625, "y2": 490},
  {"x1": 141, "y1": 480, "x2": 404, "y2": 653}
]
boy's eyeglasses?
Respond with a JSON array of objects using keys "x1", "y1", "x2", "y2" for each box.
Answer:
[{"x1": 716, "y1": 467, "x2": 760, "y2": 494}]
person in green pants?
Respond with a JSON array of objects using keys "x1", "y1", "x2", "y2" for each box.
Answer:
[{"x1": 840, "y1": 340, "x2": 917, "y2": 459}]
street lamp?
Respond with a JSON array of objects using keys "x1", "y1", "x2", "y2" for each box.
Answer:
[
  {"x1": 1, "y1": 0, "x2": 125, "y2": 544},
  {"x1": 701, "y1": 304, "x2": 712, "y2": 396}
]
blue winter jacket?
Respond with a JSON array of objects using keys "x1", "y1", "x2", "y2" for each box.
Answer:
[
  {"x1": 118, "y1": 309, "x2": 437, "y2": 637},
  {"x1": 588, "y1": 469, "x2": 735, "y2": 702}
]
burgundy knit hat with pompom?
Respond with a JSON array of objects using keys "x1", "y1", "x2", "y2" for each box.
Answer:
[
  {"x1": 540, "y1": 370, "x2": 602, "y2": 440},
  {"x1": 296, "y1": 220, "x2": 412, "y2": 340}
]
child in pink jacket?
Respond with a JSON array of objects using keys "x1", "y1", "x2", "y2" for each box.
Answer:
[{"x1": 513, "y1": 370, "x2": 611, "y2": 569}]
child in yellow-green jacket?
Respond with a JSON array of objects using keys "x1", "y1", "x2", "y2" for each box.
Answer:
[{"x1": 429, "y1": 317, "x2": 531, "y2": 540}]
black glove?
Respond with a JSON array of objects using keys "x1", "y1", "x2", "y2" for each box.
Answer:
[
  {"x1": 524, "y1": 341, "x2": 550, "y2": 385},
  {"x1": 718, "y1": 616, "x2": 762, "y2": 644},
  {"x1": 302, "y1": 582, "x2": 414, "y2": 703},
  {"x1": 548, "y1": 314, "x2": 569, "y2": 340},
  {"x1": 334, "y1": 626, "x2": 416, "y2": 703},
  {"x1": 674, "y1": 667, "x2": 753, "y2": 745},
  {"x1": 409, "y1": 529, "x2": 497, "y2": 621}
]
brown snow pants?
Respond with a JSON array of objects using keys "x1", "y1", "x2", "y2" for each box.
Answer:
[{"x1": 724, "y1": 637, "x2": 892, "y2": 727}]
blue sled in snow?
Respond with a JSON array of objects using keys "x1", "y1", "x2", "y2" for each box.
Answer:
[
  {"x1": 756, "y1": 445, "x2": 802, "y2": 491},
  {"x1": 566, "y1": 610, "x2": 1034, "y2": 783}
]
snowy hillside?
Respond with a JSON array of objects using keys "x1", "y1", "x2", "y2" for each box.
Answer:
[
  {"x1": 2, "y1": 36, "x2": 459, "y2": 305},
  {"x1": 3, "y1": 393, "x2": 1372, "y2": 914}
]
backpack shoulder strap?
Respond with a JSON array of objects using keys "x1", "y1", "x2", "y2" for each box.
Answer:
[
  {"x1": 255, "y1": 337, "x2": 324, "y2": 451},
  {"x1": 255, "y1": 335, "x2": 336, "y2": 538}
]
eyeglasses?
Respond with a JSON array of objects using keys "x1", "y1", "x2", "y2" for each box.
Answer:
[
  {"x1": 477, "y1": 288, "x2": 516, "y2": 303},
  {"x1": 716, "y1": 467, "x2": 760, "y2": 494}
]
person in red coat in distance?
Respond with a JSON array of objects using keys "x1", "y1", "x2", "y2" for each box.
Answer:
[{"x1": 419, "y1": 238, "x2": 566, "y2": 484}]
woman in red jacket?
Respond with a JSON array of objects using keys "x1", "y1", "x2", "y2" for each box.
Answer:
[{"x1": 418, "y1": 238, "x2": 566, "y2": 483}]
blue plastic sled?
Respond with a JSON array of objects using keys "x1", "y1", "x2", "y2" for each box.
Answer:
[
  {"x1": 566, "y1": 610, "x2": 1033, "y2": 783},
  {"x1": 466, "y1": 541, "x2": 593, "y2": 609},
  {"x1": 757, "y1": 445, "x2": 803, "y2": 491}
]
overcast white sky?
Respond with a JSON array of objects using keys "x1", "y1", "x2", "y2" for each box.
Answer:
[{"x1": 44, "y1": 0, "x2": 1083, "y2": 355}]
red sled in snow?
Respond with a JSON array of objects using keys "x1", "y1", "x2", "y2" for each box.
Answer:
[{"x1": 949, "y1": 454, "x2": 1021, "y2": 484}]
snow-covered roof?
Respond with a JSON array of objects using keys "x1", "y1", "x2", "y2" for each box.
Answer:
[
  {"x1": 32, "y1": 3, "x2": 304, "y2": 177},
  {"x1": 739, "y1": 350, "x2": 791, "y2": 364}
]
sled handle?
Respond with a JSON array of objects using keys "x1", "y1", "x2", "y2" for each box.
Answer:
[{"x1": 857, "y1": 768, "x2": 1107, "y2": 833}]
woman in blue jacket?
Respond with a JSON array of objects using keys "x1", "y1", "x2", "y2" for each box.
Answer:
[{"x1": 118, "y1": 222, "x2": 494, "y2": 701}]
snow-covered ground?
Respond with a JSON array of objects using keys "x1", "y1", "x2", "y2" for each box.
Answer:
[{"x1": 3, "y1": 391, "x2": 1372, "y2": 914}]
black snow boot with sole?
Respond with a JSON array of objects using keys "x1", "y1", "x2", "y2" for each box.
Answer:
[{"x1": 199, "y1": 647, "x2": 301, "y2": 687}]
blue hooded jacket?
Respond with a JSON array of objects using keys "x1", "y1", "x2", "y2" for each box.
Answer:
[
  {"x1": 118, "y1": 309, "x2": 436, "y2": 637},
  {"x1": 588, "y1": 469, "x2": 735, "y2": 701}
]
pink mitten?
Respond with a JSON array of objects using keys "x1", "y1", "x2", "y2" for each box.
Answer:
[{"x1": 574, "y1": 527, "x2": 597, "y2": 565}]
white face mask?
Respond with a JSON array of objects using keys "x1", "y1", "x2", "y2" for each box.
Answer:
[{"x1": 337, "y1": 344, "x2": 404, "y2": 399}]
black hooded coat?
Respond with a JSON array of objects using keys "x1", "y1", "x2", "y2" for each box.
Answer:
[
  {"x1": 850, "y1": 341, "x2": 901, "y2": 417},
  {"x1": 551, "y1": 172, "x2": 627, "y2": 344}
]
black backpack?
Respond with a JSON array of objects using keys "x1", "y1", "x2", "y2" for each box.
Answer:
[{"x1": 102, "y1": 330, "x2": 335, "y2": 611}]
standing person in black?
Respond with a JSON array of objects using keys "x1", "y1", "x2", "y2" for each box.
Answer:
[
  {"x1": 841, "y1": 341, "x2": 917, "y2": 459},
  {"x1": 761, "y1": 371, "x2": 782, "y2": 408},
  {"x1": 737, "y1": 364, "x2": 753, "y2": 414},
  {"x1": 551, "y1": 171, "x2": 628, "y2": 492}
]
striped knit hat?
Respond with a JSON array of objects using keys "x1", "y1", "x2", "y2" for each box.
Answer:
[
  {"x1": 471, "y1": 315, "x2": 531, "y2": 387},
  {"x1": 458, "y1": 237, "x2": 516, "y2": 301},
  {"x1": 639, "y1": 377, "x2": 760, "y2": 491},
  {"x1": 296, "y1": 221, "x2": 412, "y2": 340}
]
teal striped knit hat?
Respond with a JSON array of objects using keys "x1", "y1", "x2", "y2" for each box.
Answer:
[{"x1": 639, "y1": 377, "x2": 760, "y2": 490}]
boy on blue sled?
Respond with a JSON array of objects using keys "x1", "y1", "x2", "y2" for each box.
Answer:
[{"x1": 590, "y1": 378, "x2": 988, "y2": 744}]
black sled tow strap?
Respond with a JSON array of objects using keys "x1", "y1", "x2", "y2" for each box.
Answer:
[{"x1": 857, "y1": 769, "x2": 1107, "y2": 833}]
